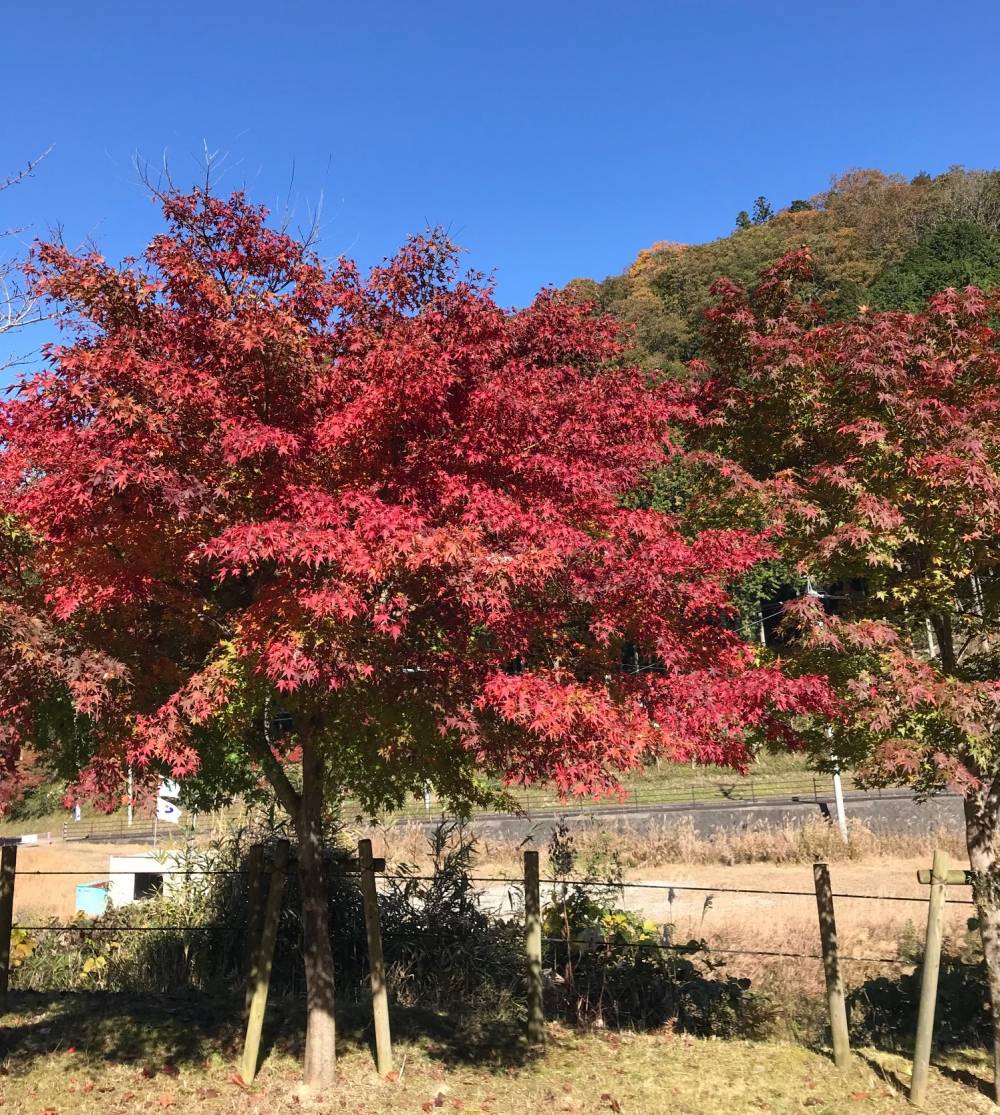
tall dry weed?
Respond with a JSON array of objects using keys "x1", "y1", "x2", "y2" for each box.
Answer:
[{"x1": 375, "y1": 816, "x2": 966, "y2": 872}]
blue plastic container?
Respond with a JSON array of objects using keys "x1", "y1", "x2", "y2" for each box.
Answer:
[{"x1": 75, "y1": 880, "x2": 110, "y2": 916}]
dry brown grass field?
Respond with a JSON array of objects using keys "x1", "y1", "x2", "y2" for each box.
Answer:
[{"x1": 13, "y1": 819, "x2": 972, "y2": 979}]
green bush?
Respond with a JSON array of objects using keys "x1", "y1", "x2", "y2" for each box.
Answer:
[
  {"x1": 12, "y1": 832, "x2": 255, "y2": 994},
  {"x1": 6, "y1": 779, "x2": 69, "y2": 822},
  {"x1": 847, "y1": 924, "x2": 991, "y2": 1050},
  {"x1": 12, "y1": 818, "x2": 763, "y2": 1038},
  {"x1": 11, "y1": 820, "x2": 523, "y2": 1018},
  {"x1": 541, "y1": 821, "x2": 766, "y2": 1036}
]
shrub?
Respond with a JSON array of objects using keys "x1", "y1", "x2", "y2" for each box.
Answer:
[
  {"x1": 12, "y1": 829, "x2": 260, "y2": 994},
  {"x1": 6, "y1": 779, "x2": 68, "y2": 822},
  {"x1": 541, "y1": 822, "x2": 766, "y2": 1035},
  {"x1": 11, "y1": 818, "x2": 765, "y2": 1038},
  {"x1": 11, "y1": 819, "x2": 523, "y2": 1018},
  {"x1": 847, "y1": 923, "x2": 990, "y2": 1050}
]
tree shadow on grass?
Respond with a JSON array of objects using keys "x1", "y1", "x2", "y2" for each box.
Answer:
[
  {"x1": 0, "y1": 991, "x2": 244, "y2": 1072},
  {"x1": 930, "y1": 1050, "x2": 994, "y2": 1101},
  {"x1": 332, "y1": 1001, "x2": 533, "y2": 1071},
  {"x1": 854, "y1": 1049, "x2": 911, "y2": 1096},
  {"x1": 855, "y1": 1045, "x2": 994, "y2": 1102},
  {"x1": 0, "y1": 992, "x2": 536, "y2": 1080}
]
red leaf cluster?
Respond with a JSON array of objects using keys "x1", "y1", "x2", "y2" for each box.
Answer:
[
  {"x1": 0, "y1": 191, "x2": 832, "y2": 807},
  {"x1": 675, "y1": 249, "x2": 1000, "y2": 792}
]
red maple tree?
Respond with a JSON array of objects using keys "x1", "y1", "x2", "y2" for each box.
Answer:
[
  {"x1": 0, "y1": 191, "x2": 831, "y2": 1087},
  {"x1": 675, "y1": 249, "x2": 1000, "y2": 1094}
]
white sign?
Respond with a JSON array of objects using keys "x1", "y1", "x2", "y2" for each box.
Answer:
[
  {"x1": 158, "y1": 779, "x2": 181, "y2": 800},
  {"x1": 156, "y1": 797, "x2": 183, "y2": 824}
]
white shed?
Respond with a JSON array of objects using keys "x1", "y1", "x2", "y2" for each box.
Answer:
[{"x1": 106, "y1": 853, "x2": 185, "y2": 907}]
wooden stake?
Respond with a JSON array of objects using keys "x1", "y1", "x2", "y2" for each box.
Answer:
[
  {"x1": 813, "y1": 862, "x2": 850, "y2": 1069},
  {"x1": 243, "y1": 843, "x2": 266, "y2": 1023},
  {"x1": 240, "y1": 839, "x2": 289, "y2": 1084},
  {"x1": 910, "y1": 849, "x2": 949, "y2": 1107},
  {"x1": 916, "y1": 867, "x2": 970, "y2": 886},
  {"x1": 0, "y1": 846, "x2": 16, "y2": 1013},
  {"x1": 358, "y1": 838, "x2": 393, "y2": 1076},
  {"x1": 524, "y1": 849, "x2": 544, "y2": 1045}
]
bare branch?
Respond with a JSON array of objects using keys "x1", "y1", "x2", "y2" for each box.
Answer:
[
  {"x1": 0, "y1": 151, "x2": 55, "y2": 372},
  {"x1": 0, "y1": 146, "x2": 52, "y2": 196}
]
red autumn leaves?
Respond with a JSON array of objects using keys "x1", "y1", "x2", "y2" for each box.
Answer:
[{"x1": 0, "y1": 189, "x2": 835, "y2": 811}]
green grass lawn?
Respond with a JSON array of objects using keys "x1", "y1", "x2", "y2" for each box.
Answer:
[{"x1": 0, "y1": 993, "x2": 992, "y2": 1114}]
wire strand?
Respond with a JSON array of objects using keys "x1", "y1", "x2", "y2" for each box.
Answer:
[
  {"x1": 11, "y1": 869, "x2": 974, "y2": 904},
  {"x1": 540, "y1": 937, "x2": 907, "y2": 964}
]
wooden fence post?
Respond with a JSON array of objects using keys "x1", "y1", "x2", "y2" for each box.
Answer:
[
  {"x1": 242, "y1": 843, "x2": 266, "y2": 1022},
  {"x1": 0, "y1": 845, "x2": 16, "y2": 1013},
  {"x1": 358, "y1": 838, "x2": 393, "y2": 1076},
  {"x1": 813, "y1": 862, "x2": 850, "y2": 1069},
  {"x1": 910, "y1": 849, "x2": 949, "y2": 1107},
  {"x1": 524, "y1": 849, "x2": 544, "y2": 1045},
  {"x1": 240, "y1": 839, "x2": 289, "y2": 1084}
]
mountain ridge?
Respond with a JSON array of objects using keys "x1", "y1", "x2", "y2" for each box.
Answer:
[{"x1": 568, "y1": 167, "x2": 1000, "y2": 369}]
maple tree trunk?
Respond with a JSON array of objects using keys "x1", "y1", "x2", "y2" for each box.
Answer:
[
  {"x1": 296, "y1": 738, "x2": 337, "y2": 1091},
  {"x1": 964, "y1": 779, "x2": 1000, "y2": 1102},
  {"x1": 929, "y1": 612, "x2": 958, "y2": 675},
  {"x1": 933, "y1": 611, "x2": 1000, "y2": 1096}
]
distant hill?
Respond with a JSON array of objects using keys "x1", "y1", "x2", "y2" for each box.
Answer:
[{"x1": 568, "y1": 167, "x2": 1000, "y2": 370}]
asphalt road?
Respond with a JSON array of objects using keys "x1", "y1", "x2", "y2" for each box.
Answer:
[
  {"x1": 405, "y1": 789, "x2": 965, "y2": 843},
  {"x1": 43, "y1": 787, "x2": 965, "y2": 846}
]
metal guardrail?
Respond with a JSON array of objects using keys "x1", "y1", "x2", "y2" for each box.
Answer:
[
  {"x1": 349, "y1": 771, "x2": 871, "y2": 821},
  {"x1": 22, "y1": 772, "x2": 876, "y2": 843},
  {"x1": 59, "y1": 815, "x2": 204, "y2": 843}
]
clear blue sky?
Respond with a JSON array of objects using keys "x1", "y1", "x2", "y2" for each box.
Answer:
[{"x1": 3, "y1": 0, "x2": 1000, "y2": 371}]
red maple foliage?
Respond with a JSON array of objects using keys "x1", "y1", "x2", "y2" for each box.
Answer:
[
  {"x1": 675, "y1": 248, "x2": 1000, "y2": 790},
  {"x1": 674, "y1": 249, "x2": 1000, "y2": 1092},
  {"x1": 0, "y1": 190, "x2": 831, "y2": 1083},
  {"x1": 1, "y1": 192, "x2": 832, "y2": 806}
]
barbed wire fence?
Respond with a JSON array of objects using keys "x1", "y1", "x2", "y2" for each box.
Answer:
[
  {"x1": 2, "y1": 865, "x2": 974, "y2": 939},
  {"x1": 0, "y1": 845, "x2": 982, "y2": 1100}
]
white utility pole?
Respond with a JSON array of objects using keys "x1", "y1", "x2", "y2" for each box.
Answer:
[{"x1": 830, "y1": 748, "x2": 849, "y2": 843}]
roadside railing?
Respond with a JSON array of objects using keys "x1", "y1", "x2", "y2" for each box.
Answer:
[{"x1": 12, "y1": 771, "x2": 901, "y2": 844}]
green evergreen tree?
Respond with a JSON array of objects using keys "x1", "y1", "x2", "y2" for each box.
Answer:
[
  {"x1": 752, "y1": 196, "x2": 774, "y2": 224},
  {"x1": 869, "y1": 219, "x2": 1000, "y2": 311}
]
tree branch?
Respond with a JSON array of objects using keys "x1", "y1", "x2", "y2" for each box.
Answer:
[{"x1": 248, "y1": 730, "x2": 301, "y2": 817}]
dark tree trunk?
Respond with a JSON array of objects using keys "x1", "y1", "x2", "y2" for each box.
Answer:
[
  {"x1": 964, "y1": 780, "x2": 1000, "y2": 1101},
  {"x1": 296, "y1": 738, "x2": 337, "y2": 1091},
  {"x1": 929, "y1": 612, "x2": 957, "y2": 674},
  {"x1": 252, "y1": 725, "x2": 338, "y2": 1090},
  {"x1": 931, "y1": 611, "x2": 1000, "y2": 1095}
]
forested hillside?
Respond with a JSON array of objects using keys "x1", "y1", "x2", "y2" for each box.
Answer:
[{"x1": 569, "y1": 167, "x2": 1000, "y2": 368}]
